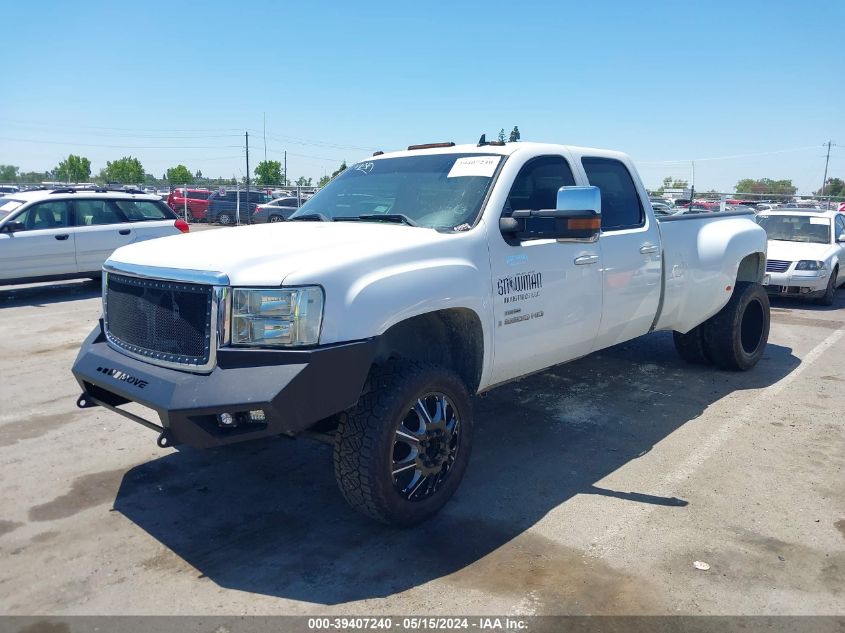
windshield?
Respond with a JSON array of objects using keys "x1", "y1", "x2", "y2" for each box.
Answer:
[
  {"x1": 291, "y1": 153, "x2": 503, "y2": 230},
  {"x1": 0, "y1": 198, "x2": 24, "y2": 222},
  {"x1": 757, "y1": 214, "x2": 831, "y2": 244}
]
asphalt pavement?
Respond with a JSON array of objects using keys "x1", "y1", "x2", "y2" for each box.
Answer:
[{"x1": 0, "y1": 272, "x2": 842, "y2": 616}]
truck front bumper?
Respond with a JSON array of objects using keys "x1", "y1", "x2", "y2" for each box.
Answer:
[
  {"x1": 72, "y1": 323, "x2": 377, "y2": 449},
  {"x1": 764, "y1": 271, "x2": 829, "y2": 298}
]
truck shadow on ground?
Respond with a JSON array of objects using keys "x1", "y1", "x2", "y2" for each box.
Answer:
[
  {"x1": 0, "y1": 278, "x2": 100, "y2": 308},
  {"x1": 112, "y1": 331, "x2": 799, "y2": 605}
]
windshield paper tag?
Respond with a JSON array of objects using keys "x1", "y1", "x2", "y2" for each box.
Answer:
[
  {"x1": 809, "y1": 217, "x2": 828, "y2": 225},
  {"x1": 447, "y1": 156, "x2": 499, "y2": 178}
]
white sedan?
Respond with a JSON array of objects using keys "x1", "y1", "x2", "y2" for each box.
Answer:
[
  {"x1": 758, "y1": 209, "x2": 845, "y2": 305},
  {"x1": 0, "y1": 188, "x2": 189, "y2": 285}
]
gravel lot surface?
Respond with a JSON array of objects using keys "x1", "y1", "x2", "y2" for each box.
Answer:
[{"x1": 0, "y1": 261, "x2": 843, "y2": 615}]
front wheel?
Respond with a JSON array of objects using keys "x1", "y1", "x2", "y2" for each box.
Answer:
[
  {"x1": 815, "y1": 267, "x2": 837, "y2": 306},
  {"x1": 703, "y1": 282, "x2": 770, "y2": 371},
  {"x1": 333, "y1": 360, "x2": 474, "y2": 526}
]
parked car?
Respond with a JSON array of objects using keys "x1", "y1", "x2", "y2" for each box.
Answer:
[
  {"x1": 650, "y1": 202, "x2": 674, "y2": 216},
  {"x1": 166, "y1": 188, "x2": 211, "y2": 221},
  {"x1": 252, "y1": 197, "x2": 301, "y2": 223},
  {"x1": 206, "y1": 189, "x2": 271, "y2": 225},
  {"x1": 0, "y1": 185, "x2": 21, "y2": 195},
  {"x1": 73, "y1": 141, "x2": 769, "y2": 526},
  {"x1": 758, "y1": 209, "x2": 845, "y2": 305},
  {"x1": 0, "y1": 189, "x2": 188, "y2": 285}
]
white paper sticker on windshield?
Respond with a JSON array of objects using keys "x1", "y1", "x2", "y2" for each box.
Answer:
[
  {"x1": 447, "y1": 156, "x2": 499, "y2": 178},
  {"x1": 809, "y1": 217, "x2": 829, "y2": 225}
]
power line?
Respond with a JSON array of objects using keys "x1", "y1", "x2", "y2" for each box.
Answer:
[
  {"x1": 0, "y1": 136, "x2": 243, "y2": 150},
  {"x1": 639, "y1": 145, "x2": 821, "y2": 165}
]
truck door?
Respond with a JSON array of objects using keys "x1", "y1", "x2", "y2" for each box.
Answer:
[
  {"x1": 487, "y1": 154, "x2": 603, "y2": 385},
  {"x1": 580, "y1": 156, "x2": 662, "y2": 350}
]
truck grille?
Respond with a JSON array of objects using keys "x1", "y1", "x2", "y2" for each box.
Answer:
[
  {"x1": 104, "y1": 273, "x2": 214, "y2": 368},
  {"x1": 765, "y1": 259, "x2": 791, "y2": 273}
]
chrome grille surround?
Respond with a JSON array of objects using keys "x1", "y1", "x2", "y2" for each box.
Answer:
[{"x1": 102, "y1": 262, "x2": 230, "y2": 374}]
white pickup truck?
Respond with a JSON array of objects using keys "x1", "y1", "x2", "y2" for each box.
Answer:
[{"x1": 73, "y1": 140, "x2": 770, "y2": 525}]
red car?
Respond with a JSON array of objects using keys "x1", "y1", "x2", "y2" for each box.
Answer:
[{"x1": 166, "y1": 188, "x2": 211, "y2": 222}]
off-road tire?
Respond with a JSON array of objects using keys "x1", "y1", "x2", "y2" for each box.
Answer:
[
  {"x1": 218, "y1": 213, "x2": 234, "y2": 226},
  {"x1": 333, "y1": 360, "x2": 474, "y2": 526},
  {"x1": 815, "y1": 267, "x2": 837, "y2": 306},
  {"x1": 702, "y1": 282, "x2": 770, "y2": 371},
  {"x1": 673, "y1": 325, "x2": 712, "y2": 364}
]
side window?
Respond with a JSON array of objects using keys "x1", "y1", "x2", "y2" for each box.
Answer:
[
  {"x1": 113, "y1": 200, "x2": 176, "y2": 221},
  {"x1": 504, "y1": 155, "x2": 576, "y2": 216},
  {"x1": 836, "y1": 215, "x2": 845, "y2": 239},
  {"x1": 581, "y1": 157, "x2": 644, "y2": 231},
  {"x1": 73, "y1": 200, "x2": 128, "y2": 226},
  {"x1": 14, "y1": 201, "x2": 71, "y2": 230}
]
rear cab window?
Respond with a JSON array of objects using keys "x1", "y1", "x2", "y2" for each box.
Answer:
[{"x1": 581, "y1": 157, "x2": 644, "y2": 231}]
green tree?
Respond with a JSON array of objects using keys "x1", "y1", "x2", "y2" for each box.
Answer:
[
  {"x1": 195, "y1": 169, "x2": 203, "y2": 179},
  {"x1": 317, "y1": 175, "x2": 331, "y2": 188},
  {"x1": 54, "y1": 155, "x2": 91, "y2": 183},
  {"x1": 254, "y1": 160, "x2": 283, "y2": 186},
  {"x1": 736, "y1": 178, "x2": 796, "y2": 197},
  {"x1": 498, "y1": 129, "x2": 506, "y2": 143},
  {"x1": 0, "y1": 165, "x2": 18, "y2": 182},
  {"x1": 104, "y1": 156, "x2": 144, "y2": 184},
  {"x1": 19, "y1": 170, "x2": 49, "y2": 183},
  {"x1": 331, "y1": 161, "x2": 347, "y2": 179},
  {"x1": 166, "y1": 164, "x2": 193, "y2": 184},
  {"x1": 816, "y1": 177, "x2": 845, "y2": 197},
  {"x1": 295, "y1": 176, "x2": 313, "y2": 187},
  {"x1": 508, "y1": 126, "x2": 521, "y2": 142}
]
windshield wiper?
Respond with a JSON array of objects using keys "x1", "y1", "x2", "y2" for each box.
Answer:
[
  {"x1": 289, "y1": 213, "x2": 332, "y2": 222},
  {"x1": 355, "y1": 213, "x2": 420, "y2": 227}
]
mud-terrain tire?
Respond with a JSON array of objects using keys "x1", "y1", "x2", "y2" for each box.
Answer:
[
  {"x1": 333, "y1": 360, "x2": 473, "y2": 526},
  {"x1": 673, "y1": 325, "x2": 712, "y2": 365},
  {"x1": 702, "y1": 282, "x2": 770, "y2": 371},
  {"x1": 815, "y1": 267, "x2": 837, "y2": 306}
]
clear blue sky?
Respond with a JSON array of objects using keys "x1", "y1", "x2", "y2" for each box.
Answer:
[{"x1": 2, "y1": 0, "x2": 843, "y2": 193}]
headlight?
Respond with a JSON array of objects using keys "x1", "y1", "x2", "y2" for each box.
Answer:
[
  {"x1": 231, "y1": 287, "x2": 323, "y2": 346},
  {"x1": 795, "y1": 260, "x2": 825, "y2": 271}
]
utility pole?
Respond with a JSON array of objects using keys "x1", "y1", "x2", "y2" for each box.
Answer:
[
  {"x1": 245, "y1": 131, "x2": 250, "y2": 225},
  {"x1": 263, "y1": 112, "x2": 267, "y2": 162},
  {"x1": 689, "y1": 160, "x2": 695, "y2": 206},
  {"x1": 821, "y1": 140, "x2": 832, "y2": 199},
  {"x1": 284, "y1": 150, "x2": 287, "y2": 187}
]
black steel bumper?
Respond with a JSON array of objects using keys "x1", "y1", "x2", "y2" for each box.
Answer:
[{"x1": 71, "y1": 323, "x2": 377, "y2": 449}]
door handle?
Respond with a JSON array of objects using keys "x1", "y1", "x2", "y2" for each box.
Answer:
[
  {"x1": 119, "y1": 229, "x2": 131, "y2": 235},
  {"x1": 574, "y1": 254, "x2": 599, "y2": 265},
  {"x1": 640, "y1": 244, "x2": 659, "y2": 254},
  {"x1": 54, "y1": 234, "x2": 69, "y2": 241}
]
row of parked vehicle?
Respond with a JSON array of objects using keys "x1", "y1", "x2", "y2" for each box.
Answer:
[
  {"x1": 649, "y1": 196, "x2": 845, "y2": 216},
  {"x1": 165, "y1": 188, "x2": 314, "y2": 224}
]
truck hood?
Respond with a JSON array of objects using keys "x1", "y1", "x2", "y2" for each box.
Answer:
[
  {"x1": 766, "y1": 239, "x2": 835, "y2": 263},
  {"x1": 107, "y1": 222, "x2": 460, "y2": 286}
]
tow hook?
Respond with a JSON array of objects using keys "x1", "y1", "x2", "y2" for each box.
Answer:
[
  {"x1": 157, "y1": 430, "x2": 175, "y2": 449},
  {"x1": 77, "y1": 393, "x2": 97, "y2": 409}
]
